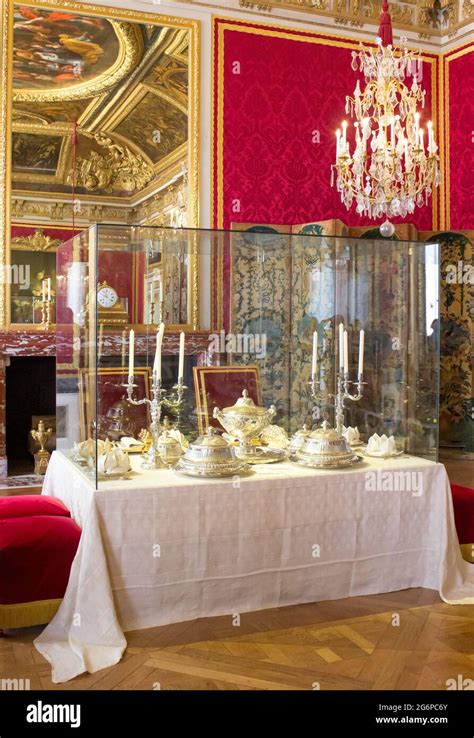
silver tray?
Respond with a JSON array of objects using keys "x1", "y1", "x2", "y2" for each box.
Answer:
[
  {"x1": 175, "y1": 459, "x2": 252, "y2": 478},
  {"x1": 291, "y1": 453, "x2": 363, "y2": 470},
  {"x1": 236, "y1": 446, "x2": 289, "y2": 465}
]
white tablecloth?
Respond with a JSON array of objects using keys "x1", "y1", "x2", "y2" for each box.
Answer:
[{"x1": 35, "y1": 451, "x2": 474, "y2": 683}]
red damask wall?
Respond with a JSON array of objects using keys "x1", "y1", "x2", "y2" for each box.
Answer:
[
  {"x1": 212, "y1": 19, "x2": 439, "y2": 232},
  {"x1": 444, "y1": 44, "x2": 474, "y2": 231}
]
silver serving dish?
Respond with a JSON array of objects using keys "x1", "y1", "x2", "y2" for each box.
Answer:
[
  {"x1": 175, "y1": 427, "x2": 251, "y2": 478},
  {"x1": 294, "y1": 426, "x2": 361, "y2": 469},
  {"x1": 288, "y1": 424, "x2": 311, "y2": 453}
]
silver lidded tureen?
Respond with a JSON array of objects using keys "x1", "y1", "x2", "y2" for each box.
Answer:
[
  {"x1": 213, "y1": 390, "x2": 279, "y2": 463},
  {"x1": 175, "y1": 426, "x2": 250, "y2": 478},
  {"x1": 293, "y1": 422, "x2": 362, "y2": 469}
]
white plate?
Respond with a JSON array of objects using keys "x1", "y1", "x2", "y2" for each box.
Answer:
[{"x1": 361, "y1": 449, "x2": 404, "y2": 459}]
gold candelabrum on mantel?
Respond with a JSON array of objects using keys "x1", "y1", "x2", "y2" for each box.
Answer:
[{"x1": 30, "y1": 420, "x2": 53, "y2": 475}]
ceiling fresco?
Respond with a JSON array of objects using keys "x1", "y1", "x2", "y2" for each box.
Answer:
[{"x1": 11, "y1": 4, "x2": 189, "y2": 201}]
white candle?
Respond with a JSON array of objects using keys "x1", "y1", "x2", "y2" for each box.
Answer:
[
  {"x1": 342, "y1": 120, "x2": 347, "y2": 145},
  {"x1": 98, "y1": 323, "x2": 103, "y2": 361},
  {"x1": 336, "y1": 129, "x2": 341, "y2": 158},
  {"x1": 128, "y1": 329, "x2": 135, "y2": 379},
  {"x1": 339, "y1": 323, "x2": 344, "y2": 372},
  {"x1": 47, "y1": 278, "x2": 51, "y2": 301},
  {"x1": 414, "y1": 112, "x2": 420, "y2": 139},
  {"x1": 343, "y1": 330, "x2": 349, "y2": 375},
  {"x1": 358, "y1": 329, "x2": 365, "y2": 376},
  {"x1": 121, "y1": 329, "x2": 126, "y2": 368},
  {"x1": 311, "y1": 331, "x2": 318, "y2": 380},
  {"x1": 427, "y1": 120, "x2": 434, "y2": 153},
  {"x1": 42, "y1": 279, "x2": 46, "y2": 302},
  {"x1": 153, "y1": 322, "x2": 165, "y2": 381},
  {"x1": 178, "y1": 331, "x2": 185, "y2": 381}
]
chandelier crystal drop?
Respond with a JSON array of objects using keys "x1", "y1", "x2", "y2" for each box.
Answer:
[{"x1": 331, "y1": 5, "x2": 440, "y2": 222}]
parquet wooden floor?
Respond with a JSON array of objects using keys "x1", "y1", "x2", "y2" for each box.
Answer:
[{"x1": 1, "y1": 589, "x2": 473, "y2": 690}]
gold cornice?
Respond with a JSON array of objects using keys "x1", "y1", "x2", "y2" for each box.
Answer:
[{"x1": 185, "y1": 0, "x2": 474, "y2": 40}]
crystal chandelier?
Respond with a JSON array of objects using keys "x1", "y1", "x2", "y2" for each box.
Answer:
[{"x1": 331, "y1": 1, "x2": 440, "y2": 225}]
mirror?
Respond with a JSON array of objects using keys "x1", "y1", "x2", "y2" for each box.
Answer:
[{"x1": 1, "y1": 0, "x2": 199, "y2": 329}]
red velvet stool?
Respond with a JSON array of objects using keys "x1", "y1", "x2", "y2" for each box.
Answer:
[
  {"x1": 451, "y1": 484, "x2": 474, "y2": 563},
  {"x1": 0, "y1": 496, "x2": 81, "y2": 629}
]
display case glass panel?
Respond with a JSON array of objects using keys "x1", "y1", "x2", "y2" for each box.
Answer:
[{"x1": 56, "y1": 225, "x2": 439, "y2": 488}]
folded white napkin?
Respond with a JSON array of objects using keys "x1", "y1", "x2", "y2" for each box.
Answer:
[
  {"x1": 74, "y1": 438, "x2": 111, "y2": 460},
  {"x1": 97, "y1": 446, "x2": 131, "y2": 476},
  {"x1": 342, "y1": 426, "x2": 360, "y2": 445},
  {"x1": 167, "y1": 429, "x2": 189, "y2": 450},
  {"x1": 119, "y1": 437, "x2": 143, "y2": 448},
  {"x1": 367, "y1": 433, "x2": 398, "y2": 456}
]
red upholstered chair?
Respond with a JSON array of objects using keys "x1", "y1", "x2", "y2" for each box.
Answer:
[
  {"x1": 450, "y1": 484, "x2": 474, "y2": 563},
  {"x1": 0, "y1": 496, "x2": 81, "y2": 630}
]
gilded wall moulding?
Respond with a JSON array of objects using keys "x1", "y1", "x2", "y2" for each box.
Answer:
[
  {"x1": 197, "y1": 0, "x2": 473, "y2": 36},
  {"x1": 10, "y1": 229, "x2": 60, "y2": 251},
  {"x1": 10, "y1": 198, "x2": 133, "y2": 225}
]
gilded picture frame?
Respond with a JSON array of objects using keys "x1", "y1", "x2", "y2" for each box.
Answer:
[{"x1": 0, "y1": 0, "x2": 200, "y2": 330}]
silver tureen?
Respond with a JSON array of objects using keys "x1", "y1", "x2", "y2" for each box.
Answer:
[
  {"x1": 293, "y1": 424, "x2": 362, "y2": 469},
  {"x1": 175, "y1": 427, "x2": 250, "y2": 478}
]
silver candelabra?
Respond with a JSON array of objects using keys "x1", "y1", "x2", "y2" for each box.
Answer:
[
  {"x1": 124, "y1": 374, "x2": 187, "y2": 469},
  {"x1": 334, "y1": 371, "x2": 365, "y2": 434},
  {"x1": 308, "y1": 371, "x2": 365, "y2": 434}
]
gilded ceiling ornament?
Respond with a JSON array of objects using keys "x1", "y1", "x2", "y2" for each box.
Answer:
[
  {"x1": 10, "y1": 229, "x2": 60, "y2": 252},
  {"x1": 419, "y1": 0, "x2": 455, "y2": 27},
  {"x1": 75, "y1": 132, "x2": 154, "y2": 193},
  {"x1": 462, "y1": 0, "x2": 474, "y2": 16}
]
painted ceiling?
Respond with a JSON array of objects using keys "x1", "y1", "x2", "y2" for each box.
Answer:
[{"x1": 11, "y1": 5, "x2": 189, "y2": 200}]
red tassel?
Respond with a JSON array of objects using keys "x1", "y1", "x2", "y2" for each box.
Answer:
[{"x1": 378, "y1": 0, "x2": 393, "y2": 47}]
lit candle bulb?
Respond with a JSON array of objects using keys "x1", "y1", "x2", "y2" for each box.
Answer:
[
  {"x1": 311, "y1": 331, "x2": 318, "y2": 381},
  {"x1": 342, "y1": 120, "x2": 347, "y2": 146},
  {"x1": 178, "y1": 331, "x2": 185, "y2": 382}
]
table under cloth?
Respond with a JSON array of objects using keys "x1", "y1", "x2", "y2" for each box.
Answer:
[{"x1": 35, "y1": 451, "x2": 474, "y2": 683}]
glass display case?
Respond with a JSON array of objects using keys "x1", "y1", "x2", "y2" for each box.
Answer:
[{"x1": 56, "y1": 225, "x2": 440, "y2": 488}]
